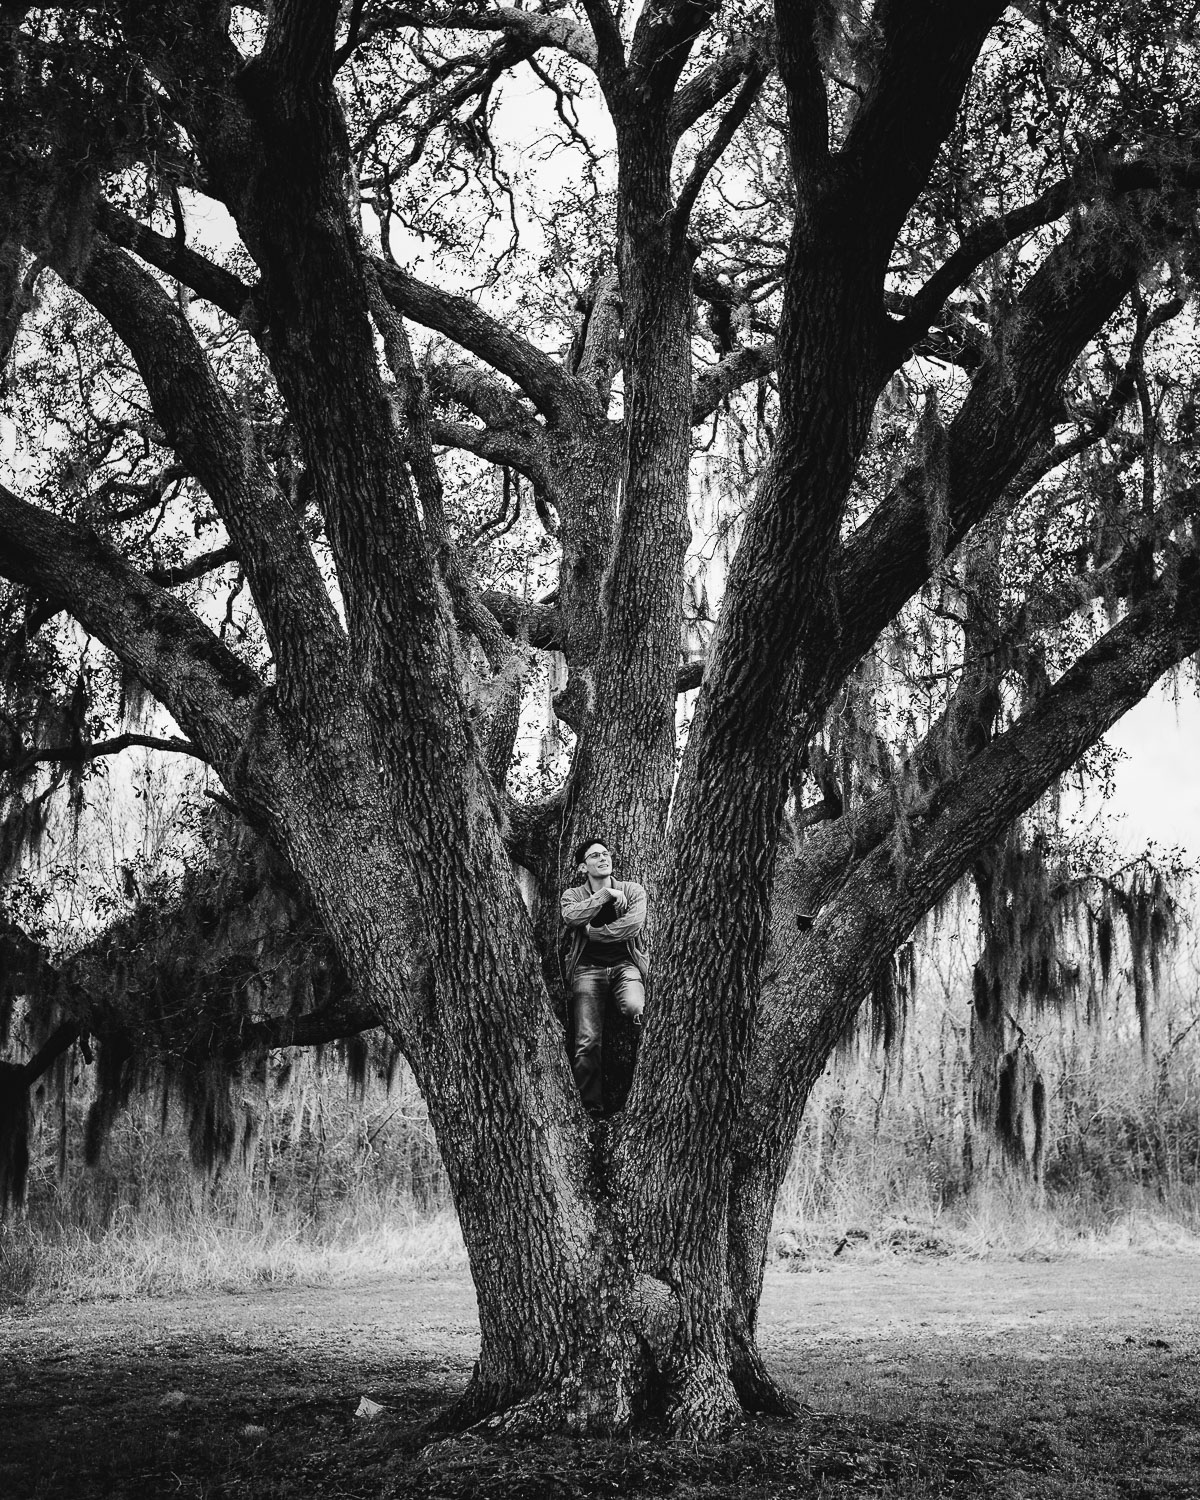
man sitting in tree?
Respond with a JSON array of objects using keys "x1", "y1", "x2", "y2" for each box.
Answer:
[{"x1": 560, "y1": 837, "x2": 648, "y2": 1117}]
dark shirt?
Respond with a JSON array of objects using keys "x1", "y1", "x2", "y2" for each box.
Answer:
[{"x1": 578, "y1": 896, "x2": 626, "y2": 967}]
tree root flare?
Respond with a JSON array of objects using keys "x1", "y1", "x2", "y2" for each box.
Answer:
[
  {"x1": 730, "y1": 1335, "x2": 802, "y2": 1418},
  {"x1": 431, "y1": 1366, "x2": 639, "y2": 1440},
  {"x1": 427, "y1": 1328, "x2": 796, "y2": 1443},
  {"x1": 666, "y1": 1352, "x2": 743, "y2": 1440}
]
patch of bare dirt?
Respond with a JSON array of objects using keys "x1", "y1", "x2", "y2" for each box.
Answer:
[{"x1": 2, "y1": 1254, "x2": 1199, "y2": 1498}]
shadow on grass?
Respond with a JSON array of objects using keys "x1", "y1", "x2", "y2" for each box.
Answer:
[
  {"x1": 0, "y1": 1370, "x2": 1053, "y2": 1500},
  {"x1": 2, "y1": 1339, "x2": 1197, "y2": 1500},
  {"x1": 4, "y1": 1254, "x2": 1200, "y2": 1499}
]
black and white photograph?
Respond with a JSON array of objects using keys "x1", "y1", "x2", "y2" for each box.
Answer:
[{"x1": 2, "y1": 3, "x2": 1200, "y2": 1494}]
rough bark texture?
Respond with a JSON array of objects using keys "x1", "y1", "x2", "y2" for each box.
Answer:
[{"x1": 3, "y1": 0, "x2": 1200, "y2": 1441}]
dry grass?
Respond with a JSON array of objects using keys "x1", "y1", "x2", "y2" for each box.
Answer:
[
  {"x1": 7, "y1": 1183, "x2": 1200, "y2": 1313},
  {"x1": 0, "y1": 1202, "x2": 466, "y2": 1306},
  {"x1": 6, "y1": 968, "x2": 1200, "y2": 1309},
  {"x1": 771, "y1": 1185, "x2": 1200, "y2": 1271}
]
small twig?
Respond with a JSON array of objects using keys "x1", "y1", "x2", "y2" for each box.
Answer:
[{"x1": 150, "y1": 543, "x2": 239, "y2": 587}]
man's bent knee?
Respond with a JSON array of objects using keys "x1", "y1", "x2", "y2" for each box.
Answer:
[{"x1": 612, "y1": 963, "x2": 645, "y2": 1020}]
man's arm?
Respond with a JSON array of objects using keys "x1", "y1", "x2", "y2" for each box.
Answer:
[
  {"x1": 561, "y1": 885, "x2": 615, "y2": 927},
  {"x1": 583, "y1": 882, "x2": 647, "y2": 942}
]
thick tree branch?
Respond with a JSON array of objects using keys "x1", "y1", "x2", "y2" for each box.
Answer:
[
  {"x1": 3, "y1": 732, "x2": 205, "y2": 778},
  {"x1": 427, "y1": 416, "x2": 563, "y2": 505},
  {"x1": 0, "y1": 242, "x2": 43, "y2": 370},
  {"x1": 424, "y1": 356, "x2": 566, "y2": 506},
  {"x1": 1, "y1": 898, "x2": 379, "y2": 1090},
  {"x1": 691, "y1": 341, "x2": 777, "y2": 424},
  {"x1": 18, "y1": 1022, "x2": 82, "y2": 1090},
  {"x1": 668, "y1": 31, "x2": 773, "y2": 143},
  {"x1": 375, "y1": 260, "x2": 584, "y2": 427},
  {"x1": 829, "y1": 194, "x2": 1195, "y2": 702},
  {"x1": 259, "y1": 0, "x2": 341, "y2": 92},
  {"x1": 424, "y1": 355, "x2": 566, "y2": 492},
  {"x1": 578, "y1": 0, "x2": 627, "y2": 92},
  {"x1": 779, "y1": 558, "x2": 1200, "y2": 1065},
  {"x1": 0, "y1": 919, "x2": 93, "y2": 1087},
  {"x1": 79, "y1": 465, "x2": 189, "y2": 529},
  {"x1": 773, "y1": 0, "x2": 831, "y2": 198},
  {"x1": 568, "y1": 268, "x2": 622, "y2": 410},
  {"x1": 74, "y1": 238, "x2": 345, "y2": 688},
  {"x1": 671, "y1": 61, "x2": 768, "y2": 246},
  {"x1": 505, "y1": 792, "x2": 561, "y2": 874},
  {"x1": 238, "y1": 998, "x2": 383, "y2": 1051},
  {"x1": 426, "y1": 351, "x2": 540, "y2": 430},
  {"x1": 96, "y1": 200, "x2": 252, "y2": 321},
  {"x1": 841, "y1": 0, "x2": 1005, "y2": 261},
  {"x1": 429, "y1": 412, "x2": 528, "y2": 462},
  {"x1": 478, "y1": 590, "x2": 560, "y2": 651},
  {"x1": 784, "y1": 522, "x2": 1007, "y2": 922},
  {"x1": 150, "y1": 543, "x2": 240, "y2": 587},
  {"x1": 166, "y1": 16, "x2": 498, "y2": 863},
  {"x1": 627, "y1": 0, "x2": 719, "y2": 108},
  {"x1": 366, "y1": 271, "x2": 527, "y2": 789},
  {"x1": 0, "y1": 480, "x2": 260, "y2": 771},
  {"x1": 892, "y1": 156, "x2": 1200, "y2": 362},
  {"x1": 338, "y1": 4, "x2": 599, "y2": 71},
  {"x1": 782, "y1": 432, "x2": 1199, "y2": 928}
]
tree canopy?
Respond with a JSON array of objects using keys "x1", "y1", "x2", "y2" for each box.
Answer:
[{"x1": 3, "y1": 0, "x2": 1200, "y2": 1438}]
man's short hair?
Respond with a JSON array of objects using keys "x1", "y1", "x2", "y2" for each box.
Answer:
[{"x1": 573, "y1": 835, "x2": 610, "y2": 867}]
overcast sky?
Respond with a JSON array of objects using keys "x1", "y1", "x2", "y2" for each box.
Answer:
[{"x1": 1098, "y1": 681, "x2": 1200, "y2": 864}]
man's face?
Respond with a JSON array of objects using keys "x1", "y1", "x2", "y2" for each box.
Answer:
[{"x1": 582, "y1": 844, "x2": 612, "y2": 879}]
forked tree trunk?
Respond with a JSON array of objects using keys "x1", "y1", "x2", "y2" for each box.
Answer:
[
  {"x1": 268, "y1": 718, "x2": 663, "y2": 1431},
  {"x1": 10, "y1": 1, "x2": 1200, "y2": 1450},
  {"x1": 605, "y1": 221, "x2": 892, "y2": 1432}
]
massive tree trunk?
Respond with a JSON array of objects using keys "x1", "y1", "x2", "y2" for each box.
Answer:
[
  {"x1": 5, "y1": 0, "x2": 1200, "y2": 1445},
  {"x1": 605, "y1": 4, "x2": 1011, "y2": 1398},
  {"x1": 611, "y1": 156, "x2": 901, "y2": 1431}
]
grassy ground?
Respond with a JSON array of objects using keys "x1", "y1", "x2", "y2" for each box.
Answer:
[
  {"x1": 4, "y1": 1182, "x2": 1198, "y2": 1306},
  {"x1": 2, "y1": 1247, "x2": 1199, "y2": 1498},
  {"x1": 0, "y1": 1204, "x2": 468, "y2": 1304}
]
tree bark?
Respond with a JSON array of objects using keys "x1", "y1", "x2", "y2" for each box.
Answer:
[
  {"x1": 7, "y1": 0, "x2": 1200, "y2": 1446},
  {"x1": 560, "y1": 109, "x2": 695, "y2": 899},
  {"x1": 717, "y1": 560, "x2": 1200, "y2": 1391}
]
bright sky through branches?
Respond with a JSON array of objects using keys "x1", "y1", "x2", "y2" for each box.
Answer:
[{"x1": 1102, "y1": 684, "x2": 1200, "y2": 861}]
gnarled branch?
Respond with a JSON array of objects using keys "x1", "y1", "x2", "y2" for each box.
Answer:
[
  {"x1": 74, "y1": 238, "x2": 344, "y2": 686},
  {"x1": 96, "y1": 201, "x2": 252, "y2": 321},
  {"x1": 0, "y1": 480, "x2": 261, "y2": 772},
  {"x1": 692, "y1": 341, "x2": 777, "y2": 424},
  {"x1": 3, "y1": 732, "x2": 205, "y2": 779},
  {"x1": 375, "y1": 260, "x2": 583, "y2": 427}
]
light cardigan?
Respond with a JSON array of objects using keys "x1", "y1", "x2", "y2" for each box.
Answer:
[{"x1": 559, "y1": 878, "x2": 650, "y2": 984}]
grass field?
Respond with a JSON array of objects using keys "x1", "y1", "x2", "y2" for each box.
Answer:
[{"x1": 3, "y1": 1243, "x2": 1199, "y2": 1499}]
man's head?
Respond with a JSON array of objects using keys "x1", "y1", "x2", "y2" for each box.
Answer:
[{"x1": 573, "y1": 837, "x2": 613, "y2": 881}]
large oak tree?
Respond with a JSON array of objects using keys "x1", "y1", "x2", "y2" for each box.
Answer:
[{"x1": 3, "y1": 0, "x2": 1200, "y2": 1436}]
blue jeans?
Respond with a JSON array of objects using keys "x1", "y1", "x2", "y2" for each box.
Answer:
[{"x1": 570, "y1": 961, "x2": 645, "y2": 1114}]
